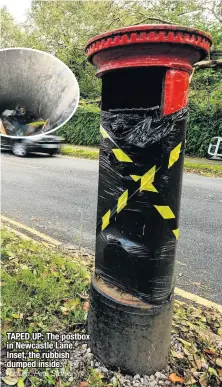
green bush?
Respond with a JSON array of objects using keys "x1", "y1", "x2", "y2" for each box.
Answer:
[
  {"x1": 186, "y1": 69, "x2": 222, "y2": 157},
  {"x1": 58, "y1": 103, "x2": 100, "y2": 146},
  {"x1": 186, "y1": 100, "x2": 222, "y2": 157}
]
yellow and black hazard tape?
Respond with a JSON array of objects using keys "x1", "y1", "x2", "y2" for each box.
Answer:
[
  {"x1": 102, "y1": 189, "x2": 129, "y2": 231},
  {"x1": 100, "y1": 125, "x2": 182, "y2": 240},
  {"x1": 101, "y1": 165, "x2": 159, "y2": 231}
]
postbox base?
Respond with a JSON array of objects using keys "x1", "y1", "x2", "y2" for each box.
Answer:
[{"x1": 88, "y1": 276, "x2": 174, "y2": 375}]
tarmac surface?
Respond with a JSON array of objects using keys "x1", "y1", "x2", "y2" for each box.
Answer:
[{"x1": 1, "y1": 153, "x2": 222, "y2": 304}]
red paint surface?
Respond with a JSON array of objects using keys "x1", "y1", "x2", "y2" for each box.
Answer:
[
  {"x1": 92, "y1": 48, "x2": 194, "y2": 75},
  {"x1": 163, "y1": 70, "x2": 190, "y2": 115},
  {"x1": 86, "y1": 24, "x2": 212, "y2": 61}
]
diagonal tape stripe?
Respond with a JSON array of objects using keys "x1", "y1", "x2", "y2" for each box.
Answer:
[
  {"x1": 102, "y1": 210, "x2": 111, "y2": 231},
  {"x1": 154, "y1": 205, "x2": 175, "y2": 219},
  {"x1": 100, "y1": 125, "x2": 111, "y2": 139},
  {"x1": 130, "y1": 175, "x2": 141, "y2": 182},
  {"x1": 168, "y1": 142, "x2": 182, "y2": 169},
  {"x1": 117, "y1": 190, "x2": 128, "y2": 214},
  {"x1": 140, "y1": 166, "x2": 158, "y2": 193},
  {"x1": 172, "y1": 228, "x2": 180, "y2": 240},
  {"x1": 112, "y1": 148, "x2": 133, "y2": 163}
]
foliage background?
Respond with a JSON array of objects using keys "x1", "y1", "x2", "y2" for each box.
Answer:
[
  {"x1": 0, "y1": 0, "x2": 221, "y2": 156},
  {"x1": 58, "y1": 103, "x2": 101, "y2": 146}
]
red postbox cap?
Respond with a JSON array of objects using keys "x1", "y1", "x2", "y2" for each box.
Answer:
[{"x1": 86, "y1": 24, "x2": 212, "y2": 76}]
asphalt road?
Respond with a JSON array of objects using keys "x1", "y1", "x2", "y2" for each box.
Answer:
[{"x1": 1, "y1": 153, "x2": 222, "y2": 304}]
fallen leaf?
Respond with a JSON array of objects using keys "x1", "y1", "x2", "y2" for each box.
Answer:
[
  {"x1": 216, "y1": 358, "x2": 222, "y2": 367},
  {"x1": 55, "y1": 377, "x2": 62, "y2": 387},
  {"x1": 175, "y1": 300, "x2": 186, "y2": 306},
  {"x1": 168, "y1": 373, "x2": 184, "y2": 384},
  {"x1": 61, "y1": 298, "x2": 80, "y2": 314},
  {"x1": 20, "y1": 264, "x2": 29, "y2": 270},
  {"x1": 171, "y1": 350, "x2": 184, "y2": 359},
  {"x1": 79, "y1": 382, "x2": 88, "y2": 387},
  {"x1": 194, "y1": 356, "x2": 203, "y2": 370},
  {"x1": 208, "y1": 367, "x2": 218, "y2": 377},
  {"x1": 183, "y1": 348, "x2": 192, "y2": 356},
  {"x1": 199, "y1": 372, "x2": 208, "y2": 387},
  {"x1": 204, "y1": 348, "x2": 217, "y2": 355},
  {"x1": 21, "y1": 369, "x2": 28, "y2": 380},
  {"x1": 180, "y1": 326, "x2": 189, "y2": 332},
  {"x1": 17, "y1": 379, "x2": 25, "y2": 387},
  {"x1": 52, "y1": 271, "x2": 59, "y2": 278},
  {"x1": 83, "y1": 301, "x2": 89, "y2": 311},
  {"x1": 15, "y1": 369, "x2": 22, "y2": 378},
  {"x1": 8, "y1": 253, "x2": 15, "y2": 260},
  {"x1": 198, "y1": 328, "x2": 222, "y2": 346},
  {"x1": 60, "y1": 307, "x2": 69, "y2": 315},
  {"x1": 192, "y1": 371, "x2": 202, "y2": 379},
  {"x1": 78, "y1": 293, "x2": 89, "y2": 300},
  {"x1": 11, "y1": 314, "x2": 20, "y2": 319},
  {"x1": 178, "y1": 338, "x2": 192, "y2": 347},
  {"x1": 5, "y1": 369, "x2": 15, "y2": 377},
  {"x1": 2, "y1": 376, "x2": 18, "y2": 385},
  {"x1": 2, "y1": 322, "x2": 12, "y2": 330},
  {"x1": 184, "y1": 373, "x2": 197, "y2": 385}
]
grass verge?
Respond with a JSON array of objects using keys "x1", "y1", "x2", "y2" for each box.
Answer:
[
  {"x1": 184, "y1": 158, "x2": 222, "y2": 178},
  {"x1": 1, "y1": 228, "x2": 90, "y2": 338},
  {"x1": 60, "y1": 145, "x2": 222, "y2": 177},
  {"x1": 1, "y1": 228, "x2": 222, "y2": 387},
  {"x1": 60, "y1": 145, "x2": 99, "y2": 160}
]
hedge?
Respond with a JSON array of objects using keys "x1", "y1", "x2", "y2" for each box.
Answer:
[
  {"x1": 58, "y1": 104, "x2": 100, "y2": 146},
  {"x1": 186, "y1": 69, "x2": 222, "y2": 157},
  {"x1": 186, "y1": 100, "x2": 222, "y2": 157},
  {"x1": 58, "y1": 101, "x2": 221, "y2": 157}
]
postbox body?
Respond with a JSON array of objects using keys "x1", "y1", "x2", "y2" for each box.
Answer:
[
  {"x1": 86, "y1": 24, "x2": 212, "y2": 374},
  {"x1": 96, "y1": 109, "x2": 186, "y2": 303},
  {"x1": 86, "y1": 25, "x2": 212, "y2": 303}
]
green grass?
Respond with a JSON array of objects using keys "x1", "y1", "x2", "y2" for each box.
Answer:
[
  {"x1": 184, "y1": 157, "x2": 222, "y2": 177},
  {"x1": 0, "y1": 228, "x2": 109, "y2": 386},
  {"x1": 1, "y1": 229, "x2": 222, "y2": 387},
  {"x1": 1, "y1": 228, "x2": 90, "y2": 340},
  {"x1": 60, "y1": 144, "x2": 99, "y2": 160}
]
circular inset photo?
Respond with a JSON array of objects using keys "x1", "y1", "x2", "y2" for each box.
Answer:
[{"x1": 0, "y1": 48, "x2": 79, "y2": 138}]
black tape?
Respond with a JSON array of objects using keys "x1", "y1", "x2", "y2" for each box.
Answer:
[{"x1": 95, "y1": 108, "x2": 188, "y2": 305}]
